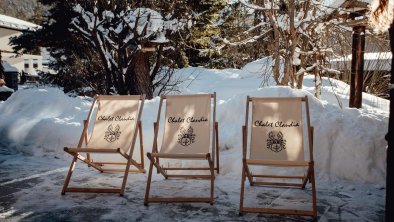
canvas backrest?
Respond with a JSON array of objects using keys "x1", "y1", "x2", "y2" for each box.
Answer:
[
  {"x1": 160, "y1": 94, "x2": 212, "y2": 154},
  {"x1": 249, "y1": 97, "x2": 305, "y2": 161},
  {"x1": 87, "y1": 95, "x2": 142, "y2": 153}
]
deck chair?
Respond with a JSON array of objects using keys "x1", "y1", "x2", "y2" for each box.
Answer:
[
  {"x1": 239, "y1": 96, "x2": 317, "y2": 220},
  {"x1": 61, "y1": 95, "x2": 145, "y2": 196},
  {"x1": 144, "y1": 93, "x2": 219, "y2": 205}
]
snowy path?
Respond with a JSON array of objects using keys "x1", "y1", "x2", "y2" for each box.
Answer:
[{"x1": 0, "y1": 150, "x2": 384, "y2": 222}]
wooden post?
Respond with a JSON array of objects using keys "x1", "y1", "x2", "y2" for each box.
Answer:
[
  {"x1": 349, "y1": 26, "x2": 365, "y2": 108},
  {"x1": 0, "y1": 50, "x2": 4, "y2": 77},
  {"x1": 386, "y1": 23, "x2": 394, "y2": 222}
]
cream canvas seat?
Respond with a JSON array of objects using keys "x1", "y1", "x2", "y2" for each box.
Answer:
[
  {"x1": 239, "y1": 96, "x2": 317, "y2": 220},
  {"x1": 144, "y1": 93, "x2": 219, "y2": 205},
  {"x1": 62, "y1": 95, "x2": 145, "y2": 196}
]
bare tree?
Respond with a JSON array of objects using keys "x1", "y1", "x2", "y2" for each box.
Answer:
[{"x1": 219, "y1": 0, "x2": 360, "y2": 98}]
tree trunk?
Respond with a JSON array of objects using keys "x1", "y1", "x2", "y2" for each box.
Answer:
[
  {"x1": 297, "y1": 36, "x2": 309, "y2": 89},
  {"x1": 91, "y1": 32, "x2": 114, "y2": 95},
  {"x1": 116, "y1": 70, "x2": 126, "y2": 95},
  {"x1": 272, "y1": 26, "x2": 281, "y2": 85},
  {"x1": 129, "y1": 51, "x2": 153, "y2": 99},
  {"x1": 314, "y1": 55, "x2": 321, "y2": 99},
  {"x1": 288, "y1": 0, "x2": 296, "y2": 87},
  {"x1": 281, "y1": 58, "x2": 291, "y2": 85},
  {"x1": 116, "y1": 48, "x2": 126, "y2": 95}
]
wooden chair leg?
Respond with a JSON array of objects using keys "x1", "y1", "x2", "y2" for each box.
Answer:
[
  {"x1": 61, "y1": 155, "x2": 78, "y2": 195},
  {"x1": 245, "y1": 162, "x2": 253, "y2": 185},
  {"x1": 144, "y1": 160, "x2": 154, "y2": 205},
  {"x1": 138, "y1": 121, "x2": 144, "y2": 169},
  {"x1": 302, "y1": 170, "x2": 310, "y2": 189},
  {"x1": 208, "y1": 158, "x2": 215, "y2": 205},
  {"x1": 120, "y1": 157, "x2": 133, "y2": 196},
  {"x1": 239, "y1": 162, "x2": 246, "y2": 215},
  {"x1": 215, "y1": 122, "x2": 219, "y2": 174},
  {"x1": 310, "y1": 162, "x2": 317, "y2": 220}
]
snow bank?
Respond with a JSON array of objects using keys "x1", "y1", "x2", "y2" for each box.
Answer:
[
  {"x1": 0, "y1": 62, "x2": 388, "y2": 184},
  {"x1": 0, "y1": 88, "x2": 91, "y2": 157},
  {"x1": 0, "y1": 86, "x2": 14, "y2": 92}
]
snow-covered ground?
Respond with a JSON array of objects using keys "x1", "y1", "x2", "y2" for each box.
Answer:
[{"x1": 0, "y1": 58, "x2": 387, "y2": 221}]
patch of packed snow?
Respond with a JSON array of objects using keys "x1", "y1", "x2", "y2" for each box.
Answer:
[{"x1": 0, "y1": 86, "x2": 14, "y2": 93}]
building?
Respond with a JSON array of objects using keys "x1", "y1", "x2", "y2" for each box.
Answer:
[
  {"x1": 0, "y1": 13, "x2": 42, "y2": 81},
  {"x1": 330, "y1": 52, "x2": 392, "y2": 98}
]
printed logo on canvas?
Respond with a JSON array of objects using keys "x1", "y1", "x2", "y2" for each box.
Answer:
[
  {"x1": 178, "y1": 126, "x2": 196, "y2": 146},
  {"x1": 266, "y1": 131, "x2": 286, "y2": 152},
  {"x1": 104, "y1": 124, "x2": 121, "y2": 143}
]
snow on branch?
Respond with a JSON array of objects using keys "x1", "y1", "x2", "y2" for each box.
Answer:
[
  {"x1": 244, "y1": 21, "x2": 270, "y2": 34},
  {"x1": 221, "y1": 28, "x2": 272, "y2": 46},
  {"x1": 296, "y1": 63, "x2": 318, "y2": 76},
  {"x1": 69, "y1": 3, "x2": 190, "y2": 91},
  {"x1": 72, "y1": 5, "x2": 187, "y2": 48},
  {"x1": 322, "y1": 66, "x2": 341, "y2": 75},
  {"x1": 239, "y1": 0, "x2": 279, "y2": 11}
]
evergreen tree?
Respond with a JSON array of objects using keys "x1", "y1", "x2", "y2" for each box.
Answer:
[
  {"x1": 30, "y1": 2, "x2": 44, "y2": 25},
  {"x1": 181, "y1": 0, "x2": 227, "y2": 66},
  {"x1": 205, "y1": 1, "x2": 273, "y2": 69}
]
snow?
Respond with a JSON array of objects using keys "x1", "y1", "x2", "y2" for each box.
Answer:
[
  {"x1": 330, "y1": 52, "x2": 392, "y2": 71},
  {"x1": 1, "y1": 61, "x2": 18, "y2": 72},
  {"x1": 239, "y1": 0, "x2": 279, "y2": 10},
  {"x1": 323, "y1": 0, "x2": 346, "y2": 8},
  {"x1": 0, "y1": 85, "x2": 14, "y2": 92},
  {"x1": 0, "y1": 57, "x2": 388, "y2": 220},
  {"x1": 70, "y1": 5, "x2": 185, "y2": 80},
  {"x1": 0, "y1": 14, "x2": 39, "y2": 31}
]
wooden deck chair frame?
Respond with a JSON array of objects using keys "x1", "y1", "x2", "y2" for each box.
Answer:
[
  {"x1": 61, "y1": 95, "x2": 146, "y2": 196},
  {"x1": 144, "y1": 93, "x2": 219, "y2": 205},
  {"x1": 239, "y1": 96, "x2": 317, "y2": 220}
]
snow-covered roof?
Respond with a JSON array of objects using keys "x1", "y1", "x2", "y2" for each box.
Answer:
[
  {"x1": 331, "y1": 52, "x2": 392, "y2": 61},
  {"x1": 0, "y1": 85, "x2": 14, "y2": 92},
  {"x1": 323, "y1": 0, "x2": 371, "y2": 22},
  {"x1": 323, "y1": 0, "x2": 347, "y2": 8},
  {"x1": 1, "y1": 61, "x2": 18, "y2": 72},
  {"x1": 323, "y1": 0, "x2": 372, "y2": 7},
  {"x1": 0, "y1": 14, "x2": 39, "y2": 31},
  {"x1": 330, "y1": 52, "x2": 392, "y2": 71}
]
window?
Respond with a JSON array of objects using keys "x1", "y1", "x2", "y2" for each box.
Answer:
[
  {"x1": 33, "y1": 59, "x2": 38, "y2": 69},
  {"x1": 24, "y1": 59, "x2": 29, "y2": 69}
]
